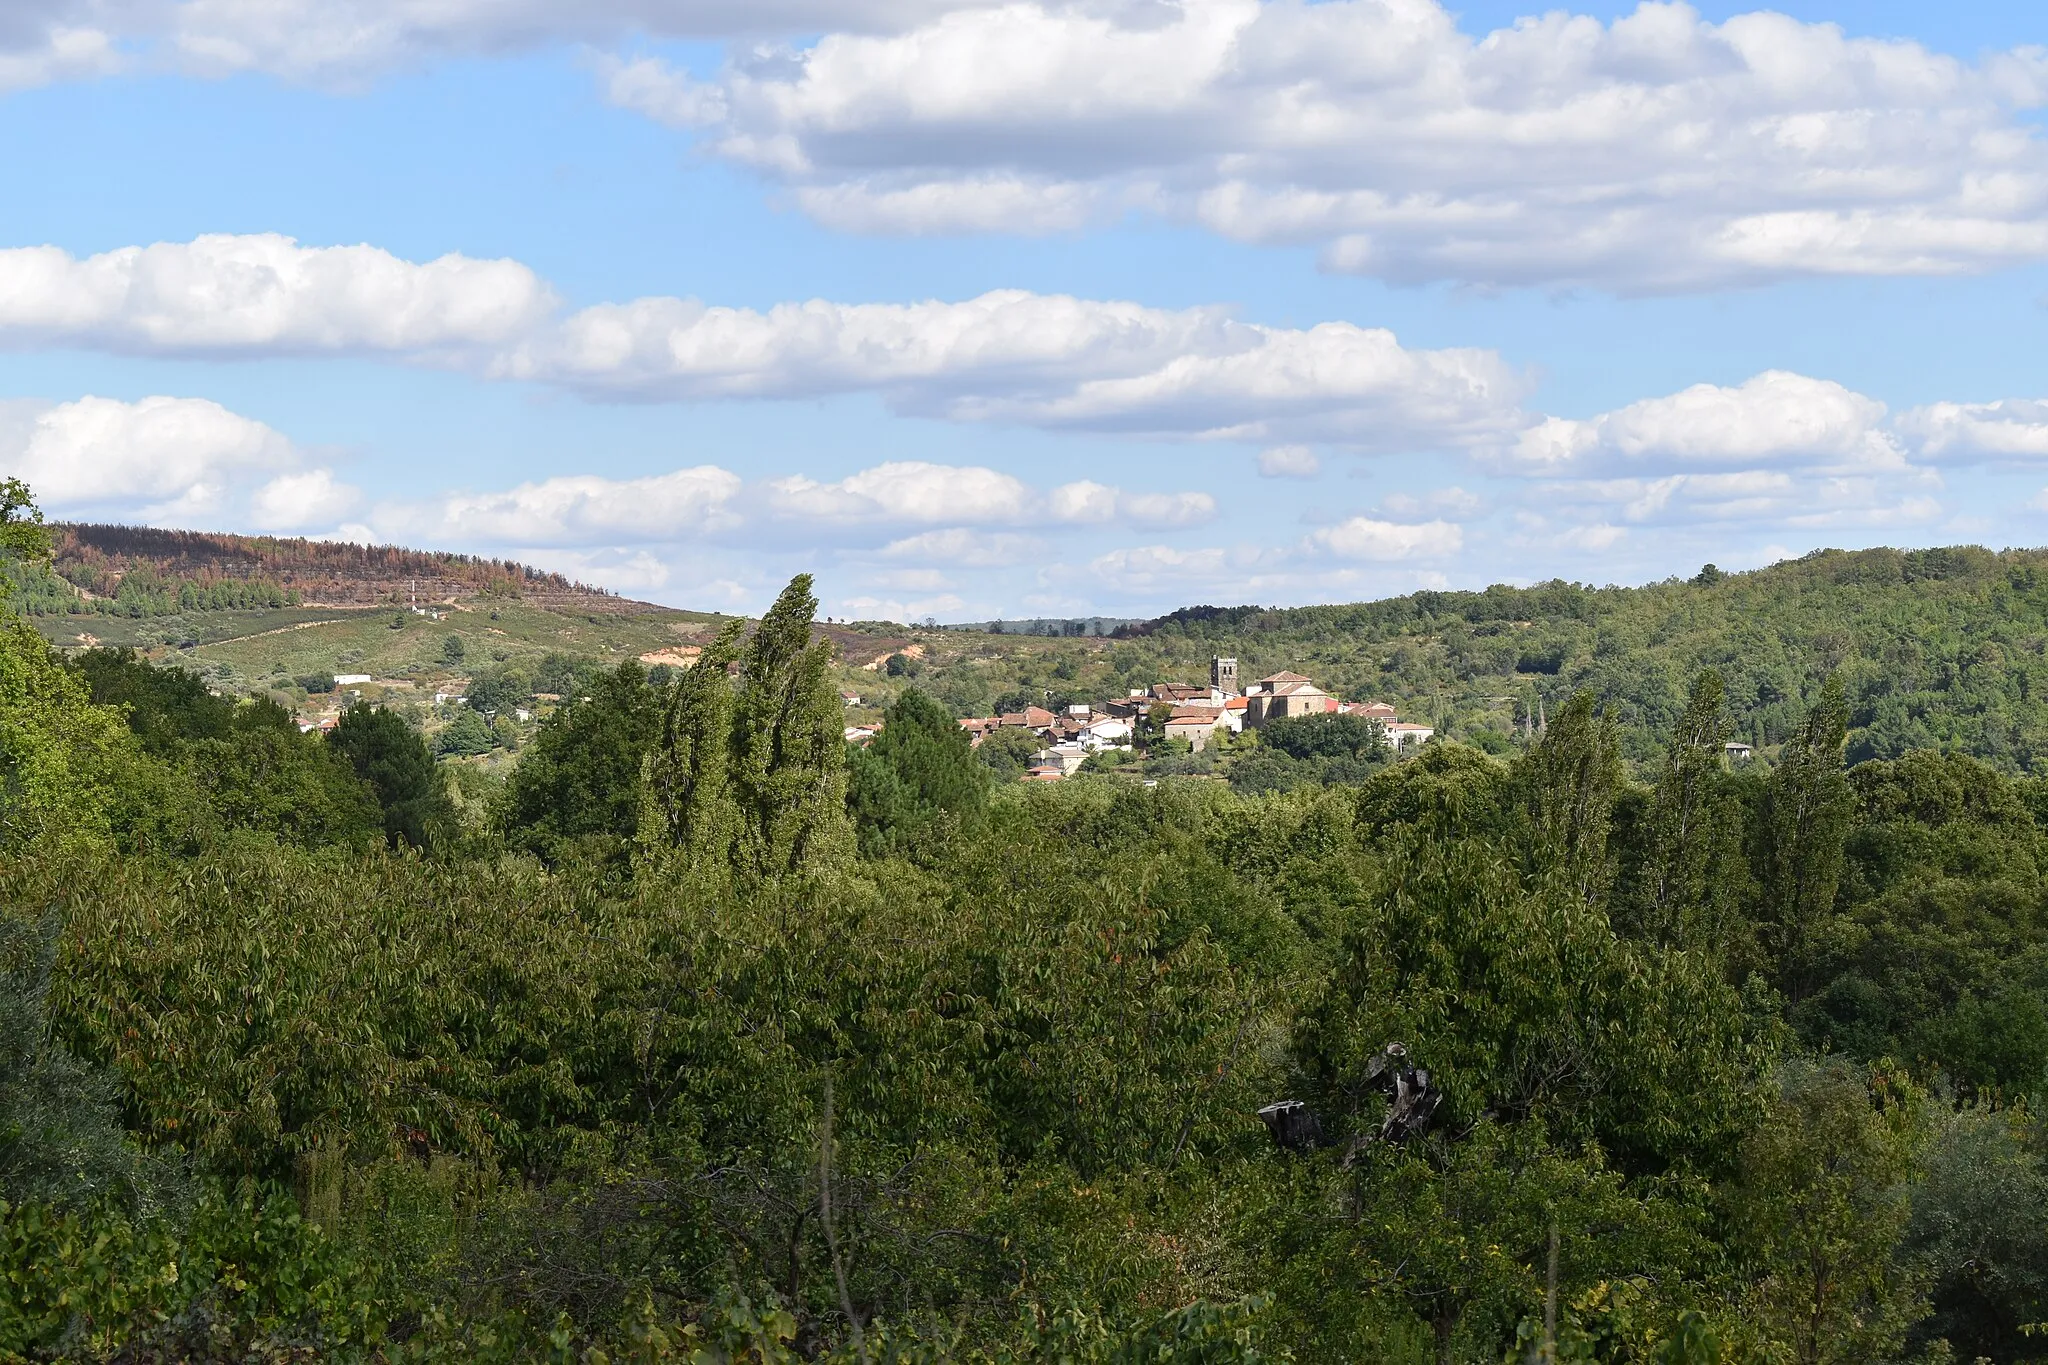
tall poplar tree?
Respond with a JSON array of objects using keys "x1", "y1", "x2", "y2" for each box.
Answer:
[
  {"x1": 644, "y1": 618, "x2": 743, "y2": 872},
  {"x1": 644, "y1": 576, "x2": 852, "y2": 884},
  {"x1": 1637, "y1": 671, "x2": 1747, "y2": 952},
  {"x1": 1517, "y1": 690, "x2": 1620, "y2": 905},
  {"x1": 730, "y1": 574, "x2": 852, "y2": 881},
  {"x1": 1759, "y1": 675, "x2": 1853, "y2": 1002}
]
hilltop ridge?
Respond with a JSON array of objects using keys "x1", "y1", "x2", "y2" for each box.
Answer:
[{"x1": 48, "y1": 523, "x2": 661, "y2": 614}]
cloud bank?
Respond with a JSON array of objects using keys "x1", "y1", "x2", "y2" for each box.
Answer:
[
  {"x1": 615, "y1": 0, "x2": 2048, "y2": 291},
  {"x1": 0, "y1": 235, "x2": 1531, "y2": 449}
]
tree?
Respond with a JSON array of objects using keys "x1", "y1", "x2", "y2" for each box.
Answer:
[
  {"x1": 974, "y1": 726, "x2": 1041, "y2": 782},
  {"x1": 0, "y1": 477, "x2": 49, "y2": 561},
  {"x1": 1515, "y1": 690, "x2": 1620, "y2": 904},
  {"x1": 1906, "y1": 1103, "x2": 2048, "y2": 1361},
  {"x1": 0, "y1": 625, "x2": 151, "y2": 854},
  {"x1": 0, "y1": 915, "x2": 174, "y2": 1214},
  {"x1": 466, "y1": 667, "x2": 530, "y2": 716},
  {"x1": 845, "y1": 688, "x2": 985, "y2": 859},
  {"x1": 328, "y1": 705, "x2": 456, "y2": 851},
  {"x1": 498, "y1": 661, "x2": 664, "y2": 864},
  {"x1": 1260, "y1": 713, "x2": 1387, "y2": 761},
  {"x1": 646, "y1": 619, "x2": 743, "y2": 870},
  {"x1": 1759, "y1": 677, "x2": 1854, "y2": 1002},
  {"x1": 1633, "y1": 671, "x2": 1747, "y2": 952},
  {"x1": 1725, "y1": 1058, "x2": 1927, "y2": 1365},
  {"x1": 442, "y1": 634, "x2": 466, "y2": 664},
  {"x1": 728, "y1": 574, "x2": 853, "y2": 882},
  {"x1": 76, "y1": 649, "x2": 380, "y2": 850},
  {"x1": 436, "y1": 708, "x2": 496, "y2": 757}
]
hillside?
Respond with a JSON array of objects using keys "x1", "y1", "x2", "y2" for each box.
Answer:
[
  {"x1": 897, "y1": 545, "x2": 2048, "y2": 772},
  {"x1": 46, "y1": 523, "x2": 654, "y2": 613}
]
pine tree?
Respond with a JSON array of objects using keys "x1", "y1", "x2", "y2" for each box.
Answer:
[
  {"x1": 328, "y1": 705, "x2": 456, "y2": 852},
  {"x1": 1639, "y1": 671, "x2": 1747, "y2": 951},
  {"x1": 846, "y1": 687, "x2": 986, "y2": 859},
  {"x1": 1759, "y1": 675, "x2": 1853, "y2": 1002},
  {"x1": 730, "y1": 575, "x2": 852, "y2": 881},
  {"x1": 1517, "y1": 690, "x2": 1620, "y2": 905}
]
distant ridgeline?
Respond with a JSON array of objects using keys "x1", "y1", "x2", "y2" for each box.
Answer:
[
  {"x1": 4, "y1": 523, "x2": 656, "y2": 618},
  {"x1": 943, "y1": 615, "x2": 1140, "y2": 637},
  {"x1": 1105, "y1": 546, "x2": 2048, "y2": 772}
]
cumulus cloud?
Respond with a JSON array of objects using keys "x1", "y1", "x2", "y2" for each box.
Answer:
[
  {"x1": 630, "y1": 0, "x2": 2048, "y2": 291},
  {"x1": 504, "y1": 289, "x2": 1527, "y2": 449},
  {"x1": 376, "y1": 465, "x2": 746, "y2": 547},
  {"x1": 0, "y1": 236, "x2": 1526, "y2": 450},
  {"x1": 1499, "y1": 372, "x2": 1905, "y2": 475},
  {"x1": 250, "y1": 468, "x2": 360, "y2": 530},
  {"x1": 0, "y1": 394, "x2": 302, "y2": 522},
  {"x1": 1048, "y1": 480, "x2": 1215, "y2": 527},
  {"x1": 1309, "y1": 516, "x2": 1463, "y2": 561},
  {"x1": 0, "y1": 234, "x2": 552, "y2": 356},
  {"x1": 877, "y1": 527, "x2": 1043, "y2": 566},
  {"x1": 766, "y1": 461, "x2": 1032, "y2": 524},
  {"x1": 1087, "y1": 544, "x2": 1239, "y2": 592},
  {"x1": 1258, "y1": 445, "x2": 1319, "y2": 479},
  {"x1": 1897, "y1": 398, "x2": 2048, "y2": 459},
  {"x1": 0, "y1": 17, "x2": 120, "y2": 92}
]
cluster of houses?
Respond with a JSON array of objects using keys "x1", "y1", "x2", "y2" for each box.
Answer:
[{"x1": 843, "y1": 657, "x2": 1434, "y2": 782}]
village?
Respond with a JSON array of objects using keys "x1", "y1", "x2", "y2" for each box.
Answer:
[{"x1": 844, "y1": 656, "x2": 1434, "y2": 781}]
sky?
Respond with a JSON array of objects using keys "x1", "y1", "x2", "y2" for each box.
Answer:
[{"x1": 3, "y1": 1, "x2": 2048, "y2": 622}]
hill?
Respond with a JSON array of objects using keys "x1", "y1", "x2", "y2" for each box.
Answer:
[
  {"x1": 899, "y1": 545, "x2": 2048, "y2": 773},
  {"x1": 44, "y1": 522, "x2": 655, "y2": 614}
]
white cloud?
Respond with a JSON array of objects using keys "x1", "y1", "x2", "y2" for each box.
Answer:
[
  {"x1": 0, "y1": 235, "x2": 1526, "y2": 451},
  {"x1": 1898, "y1": 397, "x2": 2048, "y2": 459},
  {"x1": 376, "y1": 465, "x2": 745, "y2": 547},
  {"x1": 637, "y1": 0, "x2": 2048, "y2": 291},
  {"x1": 506, "y1": 288, "x2": 1526, "y2": 448},
  {"x1": 1087, "y1": 544, "x2": 1239, "y2": 592},
  {"x1": 1258, "y1": 445, "x2": 1320, "y2": 478},
  {"x1": 1500, "y1": 372, "x2": 1904, "y2": 475},
  {"x1": 520, "y1": 546, "x2": 674, "y2": 593},
  {"x1": 0, "y1": 19, "x2": 120, "y2": 92},
  {"x1": 2, "y1": 394, "x2": 300, "y2": 522},
  {"x1": 877, "y1": 527, "x2": 1042, "y2": 566},
  {"x1": 833, "y1": 590, "x2": 966, "y2": 622},
  {"x1": 0, "y1": 234, "x2": 552, "y2": 356},
  {"x1": 0, "y1": 0, "x2": 1005, "y2": 89},
  {"x1": 767, "y1": 461, "x2": 1033, "y2": 524},
  {"x1": 250, "y1": 468, "x2": 360, "y2": 529},
  {"x1": 1380, "y1": 486, "x2": 1481, "y2": 517},
  {"x1": 1309, "y1": 516, "x2": 1463, "y2": 561},
  {"x1": 1558, "y1": 522, "x2": 1626, "y2": 552},
  {"x1": 1049, "y1": 480, "x2": 1215, "y2": 527}
]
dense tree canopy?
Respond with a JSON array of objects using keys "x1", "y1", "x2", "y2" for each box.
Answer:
[
  {"x1": 2, "y1": 543, "x2": 2046, "y2": 1363},
  {"x1": 496, "y1": 660, "x2": 666, "y2": 864},
  {"x1": 328, "y1": 704, "x2": 456, "y2": 851}
]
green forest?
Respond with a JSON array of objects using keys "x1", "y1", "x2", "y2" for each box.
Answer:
[
  {"x1": 4, "y1": 478, "x2": 2047, "y2": 1364},
  {"x1": 904, "y1": 546, "x2": 2048, "y2": 774}
]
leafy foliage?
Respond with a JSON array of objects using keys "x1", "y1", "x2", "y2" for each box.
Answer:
[
  {"x1": 2, "y1": 502, "x2": 2046, "y2": 1359},
  {"x1": 845, "y1": 687, "x2": 986, "y2": 858},
  {"x1": 328, "y1": 705, "x2": 457, "y2": 851}
]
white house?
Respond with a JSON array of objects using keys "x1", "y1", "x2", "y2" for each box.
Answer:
[
  {"x1": 1081, "y1": 716, "x2": 1132, "y2": 749},
  {"x1": 1385, "y1": 721, "x2": 1435, "y2": 750}
]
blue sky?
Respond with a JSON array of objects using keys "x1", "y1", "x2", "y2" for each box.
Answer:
[{"x1": 3, "y1": 1, "x2": 2047, "y2": 620}]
